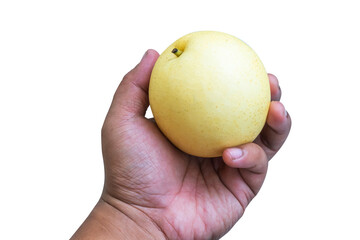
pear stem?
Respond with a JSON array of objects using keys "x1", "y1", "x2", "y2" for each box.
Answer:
[{"x1": 172, "y1": 48, "x2": 183, "y2": 57}]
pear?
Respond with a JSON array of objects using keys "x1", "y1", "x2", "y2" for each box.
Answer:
[{"x1": 149, "y1": 31, "x2": 270, "y2": 157}]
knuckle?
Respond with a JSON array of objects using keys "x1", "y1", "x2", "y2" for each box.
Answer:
[{"x1": 253, "y1": 143, "x2": 268, "y2": 162}]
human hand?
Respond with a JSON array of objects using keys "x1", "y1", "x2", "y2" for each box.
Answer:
[{"x1": 72, "y1": 49, "x2": 291, "y2": 240}]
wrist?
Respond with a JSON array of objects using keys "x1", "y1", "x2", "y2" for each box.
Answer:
[{"x1": 71, "y1": 196, "x2": 167, "y2": 240}]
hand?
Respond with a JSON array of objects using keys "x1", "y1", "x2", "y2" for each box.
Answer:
[{"x1": 72, "y1": 50, "x2": 291, "y2": 240}]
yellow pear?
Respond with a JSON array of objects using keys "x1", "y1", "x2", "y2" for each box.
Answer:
[{"x1": 149, "y1": 31, "x2": 270, "y2": 157}]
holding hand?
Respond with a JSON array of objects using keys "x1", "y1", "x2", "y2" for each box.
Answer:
[{"x1": 71, "y1": 50, "x2": 291, "y2": 240}]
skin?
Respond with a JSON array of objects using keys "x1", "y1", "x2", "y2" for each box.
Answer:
[{"x1": 71, "y1": 49, "x2": 291, "y2": 240}]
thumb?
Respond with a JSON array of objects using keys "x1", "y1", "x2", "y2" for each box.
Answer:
[{"x1": 108, "y1": 49, "x2": 159, "y2": 121}]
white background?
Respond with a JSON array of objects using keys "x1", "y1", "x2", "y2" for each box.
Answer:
[{"x1": 1, "y1": 0, "x2": 359, "y2": 239}]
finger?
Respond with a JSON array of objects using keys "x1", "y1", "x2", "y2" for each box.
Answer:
[
  {"x1": 107, "y1": 49, "x2": 159, "y2": 121},
  {"x1": 222, "y1": 143, "x2": 268, "y2": 175},
  {"x1": 147, "y1": 117, "x2": 156, "y2": 124},
  {"x1": 254, "y1": 101, "x2": 291, "y2": 160},
  {"x1": 220, "y1": 143, "x2": 268, "y2": 208},
  {"x1": 268, "y1": 73, "x2": 281, "y2": 101}
]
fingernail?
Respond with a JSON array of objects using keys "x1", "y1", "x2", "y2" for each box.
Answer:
[{"x1": 228, "y1": 148, "x2": 244, "y2": 161}]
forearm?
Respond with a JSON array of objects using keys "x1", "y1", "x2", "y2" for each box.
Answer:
[{"x1": 70, "y1": 198, "x2": 166, "y2": 240}]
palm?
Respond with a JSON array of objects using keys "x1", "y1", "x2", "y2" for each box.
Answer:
[{"x1": 102, "y1": 116, "x2": 263, "y2": 239}]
